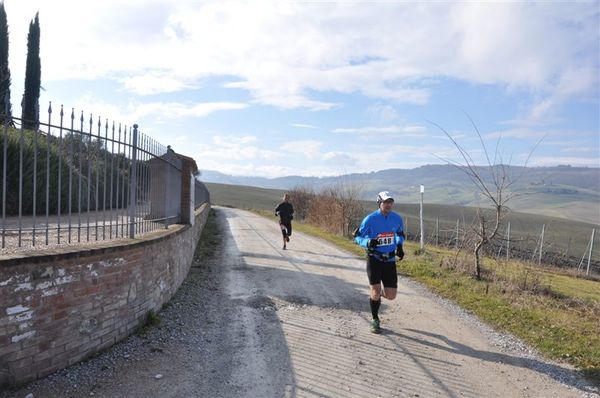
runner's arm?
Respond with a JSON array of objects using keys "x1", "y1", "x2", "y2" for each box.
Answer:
[
  {"x1": 395, "y1": 216, "x2": 405, "y2": 246},
  {"x1": 354, "y1": 218, "x2": 373, "y2": 249}
]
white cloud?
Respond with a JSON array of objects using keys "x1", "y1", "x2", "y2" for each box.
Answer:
[
  {"x1": 65, "y1": 94, "x2": 131, "y2": 126},
  {"x1": 561, "y1": 147, "x2": 598, "y2": 154},
  {"x1": 119, "y1": 73, "x2": 197, "y2": 95},
  {"x1": 195, "y1": 134, "x2": 282, "y2": 164},
  {"x1": 367, "y1": 103, "x2": 400, "y2": 123},
  {"x1": 152, "y1": 101, "x2": 249, "y2": 118},
  {"x1": 57, "y1": 95, "x2": 248, "y2": 126},
  {"x1": 332, "y1": 125, "x2": 426, "y2": 136},
  {"x1": 197, "y1": 160, "x2": 337, "y2": 178},
  {"x1": 508, "y1": 66, "x2": 599, "y2": 125},
  {"x1": 280, "y1": 140, "x2": 322, "y2": 159},
  {"x1": 213, "y1": 135, "x2": 256, "y2": 146},
  {"x1": 5, "y1": 1, "x2": 596, "y2": 112},
  {"x1": 6, "y1": 1, "x2": 597, "y2": 180},
  {"x1": 198, "y1": 138, "x2": 515, "y2": 177},
  {"x1": 323, "y1": 152, "x2": 357, "y2": 167},
  {"x1": 484, "y1": 128, "x2": 550, "y2": 140},
  {"x1": 290, "y1": 123, "x2": 317, "y2": 129}
]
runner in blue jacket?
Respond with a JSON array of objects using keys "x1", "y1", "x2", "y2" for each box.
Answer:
[{"x1": 354, "y1": 191, "x2": 405, "y2": 334}]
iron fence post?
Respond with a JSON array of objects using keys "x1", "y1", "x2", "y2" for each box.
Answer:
[
  {"x1": 129, "y1": 124, "x2": 138, "y2": 238},
  {"x1": 45, "y1": 102, "x2": 51, "y2": 245},
  {"x1": 33, "y1": 106, "x2": 39, "y2": 246},
  {"x1": 164, "y1": 145, "x2": 169, "y2": 229},
  {"x1": 1, "y1": 93, "x2": 8, "y2": 248},
  {"x1": 17, "y1": 110, "x2": 23, "y2": 247}
]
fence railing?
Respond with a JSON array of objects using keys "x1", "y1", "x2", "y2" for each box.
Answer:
[
  {"x1": 194, "y1": 178, "x2": 210, "y2": 209},
  {"x1": 403, "y1": 215, "x2": 599, "y2": 275},
  {"x1": 0, "y1": 101, "x2": 209, "y2": 253}
]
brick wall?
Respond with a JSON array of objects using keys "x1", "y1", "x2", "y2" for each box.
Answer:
[{"x1": 0, "y1": 203, "x2": 210, "y2": 387}]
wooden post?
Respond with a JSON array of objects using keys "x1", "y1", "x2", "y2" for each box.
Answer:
[
  {"x1": 455, "y1": 219, "x2": 460, "y2": 249},
  {"x1": 506, "y1": 221, "x2": 511, "y2": 260},
  {"x1": 419, "y1": 185, "x2": 424, "y2": 251},
  {"x1": 538, "y1": 224, "x2": 545, "y2": 266},
  {"x1": 587, "y1": 228, "x2": 596, "y2": 275}
]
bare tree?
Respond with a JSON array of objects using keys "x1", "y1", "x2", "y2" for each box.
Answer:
[
  {"x1": 332, "y1": 180, "x2": 365, "y2": 237},
  {"x1": 303, "y1": 181, "x2": 365, "y2": 237},
  {"x1": 288, "y1": 185, "x2": 314, "y2": 221},
  {"x1": 307, "y1": 188, "x2": 340, "y2": 234},
  {"x1": 432, "y1": 115, "x2": 542, "y2": 279}
]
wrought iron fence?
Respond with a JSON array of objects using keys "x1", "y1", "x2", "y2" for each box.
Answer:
[
  {"x1": 0, "y1": 100, "x2": 208, "y2": 253},
  {"x1": 194, "y1": 178, "x2": 210, "y2": 209}
]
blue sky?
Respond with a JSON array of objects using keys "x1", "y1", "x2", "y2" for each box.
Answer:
[{"x1": 5, "y1": 0, "x2": 599, "y2": 177}]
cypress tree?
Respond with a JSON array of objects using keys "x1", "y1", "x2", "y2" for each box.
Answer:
[
  {"x1": 0, "y1": 2, "x2": 12, "y2": 123},
  {"x1": 22, "y1": 12, "x2": 40, "y2": 130}
]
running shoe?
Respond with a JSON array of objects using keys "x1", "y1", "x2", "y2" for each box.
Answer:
[
  {"x1": 283, "y1": 245, "x2": 286, "y2": 250},
  {"x1": 286, "y1": 236, "x2": 290, "y2": 242},
  {"x1": 370, "y1": 319, "x2": 381, "y2": 334}
]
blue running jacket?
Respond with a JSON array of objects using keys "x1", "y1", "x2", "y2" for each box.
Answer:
[{"x1": 355, "y1": 210, "x2": 405, "y2": 259}]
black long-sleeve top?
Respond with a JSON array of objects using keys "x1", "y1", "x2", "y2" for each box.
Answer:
[{"x1": 275, "y1": 202, "x2": 294, "y2": 222}]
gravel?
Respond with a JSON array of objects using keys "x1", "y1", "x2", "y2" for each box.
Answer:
[
  {"x1": 0, "y1": 252, "x2": 219, "y2": 398},
  {"x1": 400, "y1": 275, "x2": 599, "y2": 397}
]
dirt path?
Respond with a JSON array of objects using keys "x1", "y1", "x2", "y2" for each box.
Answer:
[{"x1": 2, "y1": 207, "x2": 596, "y2": 398}]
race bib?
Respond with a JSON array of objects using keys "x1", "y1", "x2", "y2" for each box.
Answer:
[{"x1": 376, "y1": 232, "x2": 394, "y2": 246}]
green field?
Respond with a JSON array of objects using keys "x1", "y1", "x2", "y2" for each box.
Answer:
[
  {"x1": 206, "y1": 182, "x2": 286, "y2": 211},
  {"x1": 206, "y1": 182, "x2": 600, "y2": 265},
  {"x1": 203, "y1": 165, "x2": 600, "y2": 224}
]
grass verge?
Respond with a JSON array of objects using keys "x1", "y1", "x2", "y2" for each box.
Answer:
[
  {"x1": 136, "y1": 310, "x2": 161, "y2": 336},
  {"x1": 402, "y1": 247, "x2": 599, "y2": 383},
  {"x1": 253, "y1": 209, "x2": 600, "y2": 386},
  {"x1": 193, "y1": 208, "x2": 221, "y2": 262}
]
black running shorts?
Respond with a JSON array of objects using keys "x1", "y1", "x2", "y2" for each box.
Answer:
[
  {"x1": 366, "y1": 256, "x2": 398, "y2": 288},
  {"x1": 280, "y1": 220, "x2": 292, "y2": 237}
]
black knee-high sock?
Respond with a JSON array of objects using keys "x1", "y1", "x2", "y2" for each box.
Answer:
[{"x1": 370, "y1": 298, "x2": 381, "y2": 320}]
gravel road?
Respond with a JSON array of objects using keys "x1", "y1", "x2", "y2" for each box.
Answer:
[{"x1": 2, "y1": 207, "x2": 598, "y2": 398}]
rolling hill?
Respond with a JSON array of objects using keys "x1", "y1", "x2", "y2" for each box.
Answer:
[
  {"x1": 201, "y1": 165, "x2": 600, "y2": 225},
  {"x1": 206, "y1": 182, "x2": 600, "y2": 265}
]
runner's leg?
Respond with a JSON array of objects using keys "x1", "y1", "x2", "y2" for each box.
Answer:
[
  {"x1": 369, "y1": 284, "x2": 383, "y2": 333},
  {"x1": 280, "y1": 222, "x2": 287, "y2": 249},
  {"x1": 382, "y1": 261, "x2": 398, "y2": 300},
  {"x1": 367, "y1": 257, "x2": 384, "y2": 324},
  {"x1": 369, "y1": 284, "x2": 382, "y2": 317},
  {"x1": 383, "y1": 287, "x2": 397, "y2": 300}
]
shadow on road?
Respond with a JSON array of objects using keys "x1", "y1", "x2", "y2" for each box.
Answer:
[
  {"x1": 398, "y1": 328, "x2": 598, "y2": 395},
  {"x1": 221, "y1": 207, "x2": 597, "y2": 397}
]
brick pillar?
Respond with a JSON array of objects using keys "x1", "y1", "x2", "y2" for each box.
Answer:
[
  {"x1": 172, "y1": 151, "x2": 198, "y2": 225},
  {"x1": 179, "y1": 158, "x2": 195, "y2": 224}
]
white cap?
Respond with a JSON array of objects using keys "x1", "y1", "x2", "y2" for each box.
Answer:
[{"x1": 377, "y1": 191, "x2": 394, "y2": 203}]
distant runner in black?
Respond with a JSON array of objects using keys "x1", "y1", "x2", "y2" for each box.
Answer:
[{"x1": 275, "y1": 193, "x2": 294, "y2": 250}]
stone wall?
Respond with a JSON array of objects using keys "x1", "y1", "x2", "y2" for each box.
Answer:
[{"x1": 0, "y1": 204, "x2": 210, "y2": 387}]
